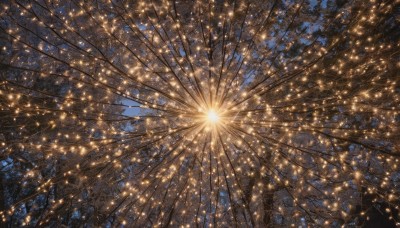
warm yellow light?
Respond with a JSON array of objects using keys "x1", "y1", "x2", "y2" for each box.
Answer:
[{"x1": 207, "y1": 110, "x2": 219, "y2": 123}]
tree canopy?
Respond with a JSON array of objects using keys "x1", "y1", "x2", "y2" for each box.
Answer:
[{"x1": 0, "y1": 0, "x2": 399, "y2": 227}]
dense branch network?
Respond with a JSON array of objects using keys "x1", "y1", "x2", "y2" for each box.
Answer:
[{"x1": 0, "y1": 0, "x2": 399, "y2": 226}]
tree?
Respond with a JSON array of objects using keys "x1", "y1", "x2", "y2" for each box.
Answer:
[{"x1": 0, "y1": 0, "x2": 399, "y2": 226}]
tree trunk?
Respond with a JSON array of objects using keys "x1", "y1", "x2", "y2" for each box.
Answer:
[{"x1": 262, "y1": 176, "x2": 274, "y2": 227}]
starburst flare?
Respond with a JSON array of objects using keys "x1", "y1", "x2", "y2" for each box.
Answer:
[{"x1": 0, "y1": 0, "x2": 399, "y2": 227}]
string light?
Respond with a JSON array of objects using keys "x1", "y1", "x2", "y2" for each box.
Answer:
[{"x1": 0, "y1": 0, "x2": 399, "y2": 227}]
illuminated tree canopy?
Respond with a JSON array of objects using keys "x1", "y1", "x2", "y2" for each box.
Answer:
[{"x1": 0, "y1": 0, "x2": 399, "y2": 226}]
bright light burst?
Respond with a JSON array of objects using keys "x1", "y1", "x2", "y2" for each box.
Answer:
[
  {"x1": 0, "y1": 0, "x2": 399, "y2": 227},
  {"x1": 207, "y1": 110, "x2": 220, "y2": 123}
]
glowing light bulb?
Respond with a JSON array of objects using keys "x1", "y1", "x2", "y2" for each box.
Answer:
[{"x1": 207, "y1": 110, "x2": 219, "y2": 123}]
